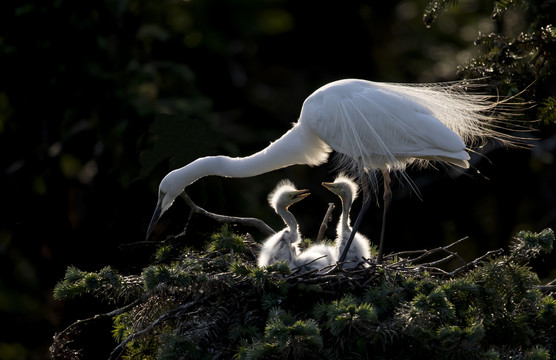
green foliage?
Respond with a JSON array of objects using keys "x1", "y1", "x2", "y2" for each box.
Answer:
[
  {"x1": 537, "y1": 97, "x2": 556, "y2": 125},
  {"x1": 157, "y1": 334, "x2": 208, "y2": 360},
  {"x1": 52, "y1": 227, "x2": 556, "y2": 359},
  {"x1": 313, "y1": 295, "x2": 378, "y2": 337},
  {"x1": 237, "y1": 307, "x2": 323, "y2": 360},
  {"x1": 425, "y1": 0, "x2": 556, "y2": 124},
  {"x1": 53, "y1": 265, "x2": 143, "y2": 303},
  {"x1": 207, "y1": 224, "x2": 250, "y2": 254},
  {"x1": 154, "y1": 245, "x2": 174, "y2": 263},
  {"x1": 423, "y1": 0, "x2": 459, "y2": 27},
  {"x1": 510, "y1": 228, "x2": 554, "y2": 261}
]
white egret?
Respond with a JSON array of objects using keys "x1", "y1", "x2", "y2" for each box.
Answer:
[
  {"x1": 147, "y1": 79, "x2": 513, "y2": 262},
  {"x1": 257, "y1": 180, "x2": 309, "y2": 267},
  {"x1": 322, "y1": 175, "x2": 371, "y2": 268}
]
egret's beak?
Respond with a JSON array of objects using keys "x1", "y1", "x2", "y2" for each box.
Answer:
[
  {"x1": 146, "y1": 200, "x2": 162, "y2": 240},
  {"x1": 322, "y1": 182, "x2": 335, "y2": 192}
]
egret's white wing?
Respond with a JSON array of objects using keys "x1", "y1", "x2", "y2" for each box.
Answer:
[{"x1": 301, "y1": 79, "x2": 469, "y2": 170}]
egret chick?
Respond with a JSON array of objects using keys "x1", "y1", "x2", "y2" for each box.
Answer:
[
  {"x1": 293, "y1": 243, "x2": 337, "y2": 274},
  {"x1": 257, "y1": 180, "x2": 309, "y2": 267},
  {"x1": 323, "y1": 175, "x2": 372, "y2": 268}
]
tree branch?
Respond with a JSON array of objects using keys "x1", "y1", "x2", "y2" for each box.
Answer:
[
  {"x1": 449, "y1": 249, "x2": 504, "y2": 276},
  {"x1": 180, "y1": 193, "x2": 276, "y2": 236},
  {"x1": 316, "y1": 203, "x2": 335, "y2": 243},
  {"x1": 51, "y1": 298, "x2": 143, "y2": 358},
  {"x1": 109, "y1": 301, "x2": 197, "y2": 360}
]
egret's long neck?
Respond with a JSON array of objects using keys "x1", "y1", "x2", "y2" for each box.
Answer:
[
  {"x1": 170, "y1": 123, "x2": 330, "y2": 190},
  {"x1": 277, "y1": 207, "x2": 298, "y2": 236},
  {"x1": 337, "y1": 195, "x2": 352, "y2": 241}
]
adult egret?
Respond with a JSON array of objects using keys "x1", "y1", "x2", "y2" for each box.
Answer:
[
  {"x1": 257, "y1": 180, "x2": 309, "y2": 267},
  {"x1": 322, "y1": 175, "x2": 372, "y2": 268},
  {"x1": 147, "y1": 79, "x2": 512, "y2": 261}
]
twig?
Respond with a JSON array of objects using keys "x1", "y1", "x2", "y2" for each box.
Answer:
[
  {"x1": 386, "y1": 237, "x2": 469, "y2": 260},
  {"x1": 449, "y1": 249, "x2": 504, "y2": 276},
  {"x1": 52, "y1": 298, "x2": 142, "y2": 356},
  {"x1": 180, "y1": 193, "x2": 275, "y2": 236},
  {"x1": 417, "y1": 253, "x2": 460, "y2": 269},
  {"x1": 109, "y1": 301, "x2": 197, "y2": 360},
  {"x1": 316, "y1": 203, "x2": 335, "y2": 243},
  {"x1": 538, "y1": 285, "x2": 556, "y2": 293},
  {"x1": 288, "y1": 255, "x2": 330, "y2": 276},
  {"x1": 393, "y1": 238, "x2": 468, "y2": 268},
  {"x1": 242, "y1": 233, "x2": 259, "y2": 260}
]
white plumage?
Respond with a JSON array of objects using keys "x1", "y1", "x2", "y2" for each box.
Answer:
[
  {"x1": 323, "y1": 175, "x2": 372, "y2": 268},
  {"x1": 293, "y1": 243, "x2": 337, "y2": 274},
  {"x1": 257, "y1": 180, "x2": 308, "y2": 267},
  {"x1": 147, "y1": 79, "x2": 514, "y2": 258},
  {"x1": 302, "y1": 79, "x2": 470, "y2": 172},
  {"x1": 257, "y1": 180, "x2": 336, "y2": 273}
]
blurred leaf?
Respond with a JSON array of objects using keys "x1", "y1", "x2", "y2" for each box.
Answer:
[
  {"x1": 257, "y1": 8, "x2": 294, "y2": 35},
  {"x1": 538, "y1": 97, "x2": 556, "y2": 125}
]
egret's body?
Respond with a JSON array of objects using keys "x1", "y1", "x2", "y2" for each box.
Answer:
[
  {"x1": 323, "y1": 175, "x2": 371, "y2": 268},
  {"x1": 148, "y1": 79, "x2": 511, "y2": 261},
  {"x1": 257, "y1": 180, "x2": 309, "y2": 267}
]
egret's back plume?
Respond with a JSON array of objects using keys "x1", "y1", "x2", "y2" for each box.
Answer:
[{"x1": 147, "y1": 79, "x2": 521, "y2": 239}]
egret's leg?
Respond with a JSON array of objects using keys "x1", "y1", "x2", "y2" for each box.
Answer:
[
  {"x1": 338, "y1": 193, "x2": 372, "y2": 264},
  {"x1": 377, "y1": 171, "x2": 392, "y2": 264}
]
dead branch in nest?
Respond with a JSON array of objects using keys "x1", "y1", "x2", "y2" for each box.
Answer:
[
  {"x1": 281, "y1": 237, "x2": 508, "y2": 289},
  {"x1": 449, "y1": 248, "x2": 504, "y2": 276},
  {"x1": 316, "y1": 203, "x2": 335, "y2": 243},
  {"x1": 387, "y1": 236, "x2": 469, "y2": 265},
  {"x1": 289, "y1": 254, "x2": 331, "y2": 276},
  {"x1": 180, "y1": 192, "x2": 276, "y2": 236}
]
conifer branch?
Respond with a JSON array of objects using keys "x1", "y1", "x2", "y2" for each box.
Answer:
[
  {"x1": 108, "y1": 300, "x2": 198, "y2": 360},
  {"x1": 180, "y1": 193, "x2": 276, "y2": 236}
]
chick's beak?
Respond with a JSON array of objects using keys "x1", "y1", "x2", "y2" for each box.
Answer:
[
  {"x1": 295, "y1": 189, "x2": 311, "y2": 200},
  {"x1": 322, "y1": 182, "x2": 334, "y2": 191}
]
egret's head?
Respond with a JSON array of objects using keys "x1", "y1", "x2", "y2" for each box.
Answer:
[
  {"x1": 146, "y1": 171, "x2": 187, "y2": 240},
  {"x1": 268, "y1": 179, "x2": 310, "y2": 213},
  {"x1": 322, "y1": 174, "x2": 358, "y2": 202}
]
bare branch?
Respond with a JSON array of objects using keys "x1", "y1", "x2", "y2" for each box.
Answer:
[
  {"x1": 389, "y1": 237, "x2": 469, "y2": 269},
  {"x1": 51, "y1": 298, "x2": 143, "y2": 358},
  {"x1": 387, "y1": 237, "x2": 470, "y2": 260},
  {"x1": 449, "y1": 249, "x2": 504, "y2": 276},
  {"x1": 180, "y1": 193, "x2": 276, "y2": 236},
  {"x1": 538, "y1": 285, "x2": 556, "y2": 293},
  {"x1": 417, "y1": 253, "x2": 460, "y2": 269},
  {"x1": 109, "y1": 301, "x2": 197, "y2": 360},
  {"x1": 316, "y1": 203, "x2": 335, "y2": 243}
]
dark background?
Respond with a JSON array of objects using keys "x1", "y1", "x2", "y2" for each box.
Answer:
[{"x1": 1, "y1": 0, "x2": 555, "y2": 358}]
